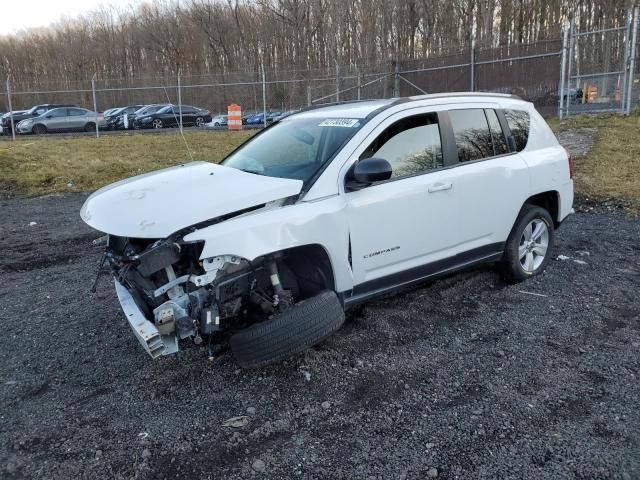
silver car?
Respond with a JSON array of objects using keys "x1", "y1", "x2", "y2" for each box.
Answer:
[{"x1": 17, "y1": 107, "x2": 106, "y2": 134}]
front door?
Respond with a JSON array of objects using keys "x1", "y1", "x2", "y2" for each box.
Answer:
[{"x1": 345, "y1": 110, "x2": 448, "y2": 289}]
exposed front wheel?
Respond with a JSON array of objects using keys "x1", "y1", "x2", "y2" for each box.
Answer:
[
  {"x1": 230, "y1": 290, "x2": 345, "y2": 368},
  {"x1": 84, "y1": 122, "x2": 96, "y2": 132},
  {"x1": 195, "y1": 117, "x2": 204, "y2": 127},
  {"x1": 502, "y1": 205, "x2": 555, "y2": 283},
  {"x1": 152, "y1": 119, "x2": 163, "y2": 129}
]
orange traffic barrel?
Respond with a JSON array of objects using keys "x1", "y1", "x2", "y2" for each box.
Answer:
[{"x1": 228, "y1": 104, "x2": 242, "y2": 130}]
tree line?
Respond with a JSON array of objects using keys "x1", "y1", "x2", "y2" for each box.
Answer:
[{"x1": 0, "y1": 0, "x2": 633, "y2": 109}]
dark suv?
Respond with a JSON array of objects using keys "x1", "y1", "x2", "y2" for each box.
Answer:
[{"x1": 1, "y1": 104, "x2": 76, "y2": 135}]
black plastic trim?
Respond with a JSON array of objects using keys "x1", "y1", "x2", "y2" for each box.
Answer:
[{"x1": 340, "y1": 242, "x2": 505, "y2": 306}]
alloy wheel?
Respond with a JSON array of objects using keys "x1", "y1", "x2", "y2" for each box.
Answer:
[{"x1": 519, "y1": 219, "x2": 549, "y2": 273}]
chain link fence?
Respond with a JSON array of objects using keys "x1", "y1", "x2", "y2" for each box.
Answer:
[{"x1": 1, "y1": 10, "x2": 639, "y2": 139}]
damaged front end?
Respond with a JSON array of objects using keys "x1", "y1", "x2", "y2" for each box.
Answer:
[{"x1": 104, "y1": 233, "x2": 294, "y2": 359}]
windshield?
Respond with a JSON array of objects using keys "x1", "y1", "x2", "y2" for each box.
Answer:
[{"x1": 222, "y1": 116, "x2": 363, "y2": 184}]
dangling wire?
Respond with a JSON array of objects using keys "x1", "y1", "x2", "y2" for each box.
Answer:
[{"x1": 162, "y1": 86, "x2": 194, "y2": 163}]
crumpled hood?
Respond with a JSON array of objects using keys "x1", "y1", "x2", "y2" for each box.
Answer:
[{"x1": 80, "y1": 161, "x2": 303, "y2": 238}]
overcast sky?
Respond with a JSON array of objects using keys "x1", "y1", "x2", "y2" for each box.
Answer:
[{"x1": 0, "y1": 0, "x2": 143, "y2": 34}]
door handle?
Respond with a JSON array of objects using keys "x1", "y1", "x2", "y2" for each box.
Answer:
[{"x1": 428, "y1": 182, "x2": 452, "y2": 193}]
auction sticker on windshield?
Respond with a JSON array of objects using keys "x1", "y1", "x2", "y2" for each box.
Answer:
[{"x1": 318, "y1": 118, "x2": 360, "y2": 128}]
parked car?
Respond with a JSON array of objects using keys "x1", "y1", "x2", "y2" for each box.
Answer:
[
  {"x1": 106, "y1": 105, "x2": 144, "y2": 130},
  {"x1": 245, "y1": 113, "x2": 266, "y2": 125},
  {"x1": 133, "y1": 105, "x2": 212, "y2": 129},
  {"x1": 103, "y1": 107, "x2": 120, "y2": 117},
  {"x1": 80, "y1": 93, "x2": 573, "y2": 367},
  {"x1": 0, "y1": 110, "x2": 26, "y2": 135},
  {"x1": 210, "y1": 114, "x2": 228, "y2": 127},
  {"x1": 272, "y1": 110, "x2": 298, "y2": 122},
  {"x1": 17, "y1": 107, "x2": 106, "y2": 134},
  {"x1": 1, "y1": 103, "x2": 76, "y2": 135},
  {"x1": 128, "y1": 104, "x2": 169, "y2": 127}
]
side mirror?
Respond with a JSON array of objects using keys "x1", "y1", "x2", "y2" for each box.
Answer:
[{"x1": 347, "y1": 157, "x2": 392, "y2": 191}]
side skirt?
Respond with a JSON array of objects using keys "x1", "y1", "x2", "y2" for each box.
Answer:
[{"x1": 340, "y1": 242, "x2": 505, "y2": 307}]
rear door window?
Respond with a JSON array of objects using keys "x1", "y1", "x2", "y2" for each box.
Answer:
[
  {"x1": 504, "y1": 109, "x2": 530, "y2": 151},
  {"x1": 485, "y1": 109, "x2": 509, "y2": 155},
  {"x1": 448, "y1": 109, "x2": 494, "y2": 162}
]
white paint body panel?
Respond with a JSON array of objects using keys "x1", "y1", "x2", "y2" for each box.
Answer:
[
  {"x1": 82, "y1": 94, "x2": 573, "y2": 297},
  {"x1": 80, "y1": 162, "x2": 303, "y2": 238}
]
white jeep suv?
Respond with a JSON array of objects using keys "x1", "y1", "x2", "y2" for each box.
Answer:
[{"x1": 81, "y1": 93, "x2": 573, "y2": 367}]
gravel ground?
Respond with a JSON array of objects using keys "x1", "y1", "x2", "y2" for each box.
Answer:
[{"x1": 0, "y1": 193, "x2": 638, "y2": 480}]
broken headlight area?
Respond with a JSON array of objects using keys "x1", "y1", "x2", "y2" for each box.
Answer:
[{"x1": 103, "y1": 234, "x2": 295, "y2": 355}]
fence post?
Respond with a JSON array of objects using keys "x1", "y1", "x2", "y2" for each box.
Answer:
[
  {"x1": 91, "y1": 73, "x2": 99, "y2": 138},
  {"x1": 621, "y1": 8, "x2": 632, "y2": 113},
  {"x1": 566, "y1": 18, "x2": 575, "y2": 117},
  {"x1": 177, "y1": 71, "x2": 183, "y2": 134},
  {"x1": 626, "y1": 6, "x2": 639, "y2": 114},
  {"x1": 470, "y1": 36, "x2": 475, "y2": 92},
  {"x1": 394, "y1": 60, "x2": 400, "y2": 97},
  {"x1": 558, "y1": 19, "x2": 570, "y2": 118},
  {"x1": 6, "y1": 76, "x2": 15, "y2": 141},
  {"x1": 261, "y1": 63, "x2": 267, "y2": 128},
  {"x1": 307, "y1": 85, "x2": 311, "y2": 106},
  {"x1": 335, "y1": 60, "x2": 340, "y2": 102}
]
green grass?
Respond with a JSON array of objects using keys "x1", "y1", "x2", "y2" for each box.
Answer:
[
  {"x1": 549, "y1": 112, "x2": 640, "y2": 211},
  {"x1": 0, "y1": 130, "x2": 253, "y2": 196}
]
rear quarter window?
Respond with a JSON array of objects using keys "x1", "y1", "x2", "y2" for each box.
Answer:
[{"x1": 504, "y1": 109, "x2": 530, "y2": 152}]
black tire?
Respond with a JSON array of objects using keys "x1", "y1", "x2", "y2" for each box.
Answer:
[
  {"x1": 84, "y1": 122, "x2": 96, "y2": 132},
  {"x1": 502, "y1": 204, "x2": 555, "y2": 283},
  {"x1": 152, "y1": 119, "x2": 163, "y2": 129},
  {"x1": 230, "y1": 290, "x2": 345, "y2": 368},
  {"x1": 195, "y1": 117, "x2": 204, "y2": 127},
  {"x1": 33, "y1": 124, "x2": 47, "y2": 135}
]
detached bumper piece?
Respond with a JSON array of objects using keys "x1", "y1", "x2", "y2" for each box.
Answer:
[{"x1": 114, "y1": 279, "x2": 178, "y2": 358}]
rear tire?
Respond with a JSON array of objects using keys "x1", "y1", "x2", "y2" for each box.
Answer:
[
  {"x1": 84, "y1": 122, "x2": 96, "y2": 132},
  {"x1": 33, "y1": 124, "x2": 47, "y2": 135},
  {"x1": 230, "y1": 290, "x2": 345, "y2": 368},
  {"x1": 195, "y1": 117, "x2": 204, "y2": 127},
  {"x1": 501, "y1": 205, "x2": 555, "y2": 283}
]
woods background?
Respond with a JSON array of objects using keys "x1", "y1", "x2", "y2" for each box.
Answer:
[{"x1": 0, "y1": 0, "x2": 636, "y2": 114}]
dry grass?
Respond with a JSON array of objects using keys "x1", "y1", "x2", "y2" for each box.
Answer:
[
  {"x1": 0, "y1": 130, "x2": 254, "y2": 196},
  {"x1": 550, "y1": 112, "x2": 640, "y2": 210},
  {"x1": 1, "y1": 116, "x2": 638, "y2": 212}
]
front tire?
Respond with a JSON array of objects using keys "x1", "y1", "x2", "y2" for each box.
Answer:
[
  {"x1": 152, "y1": 119, "x2": 163, "y2": 129},
  {"x1": 195, "y1": 117, "x2": 204, "y2": 127},
  {"x1": 502, "y1": 205, "x2": 555, "y2": 283},
  {"x1": 84, "y1": 122, "x2": 96, "y2": 132},
  {"x1": 230, "y1": 290, "x2": 345, "y2": 368}
]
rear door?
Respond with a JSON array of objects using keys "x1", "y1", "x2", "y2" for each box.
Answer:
[
  {"x1": 436, "y1": 107, "x2": 530, "y2": 249},
  {"x1": 66, "y1": 108, "x2": 88, "y2": 130}
]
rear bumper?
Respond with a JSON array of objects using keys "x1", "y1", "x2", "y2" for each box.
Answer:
[{"x1": 114, "y1": 279, "x2": 178, "y2": 359}]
